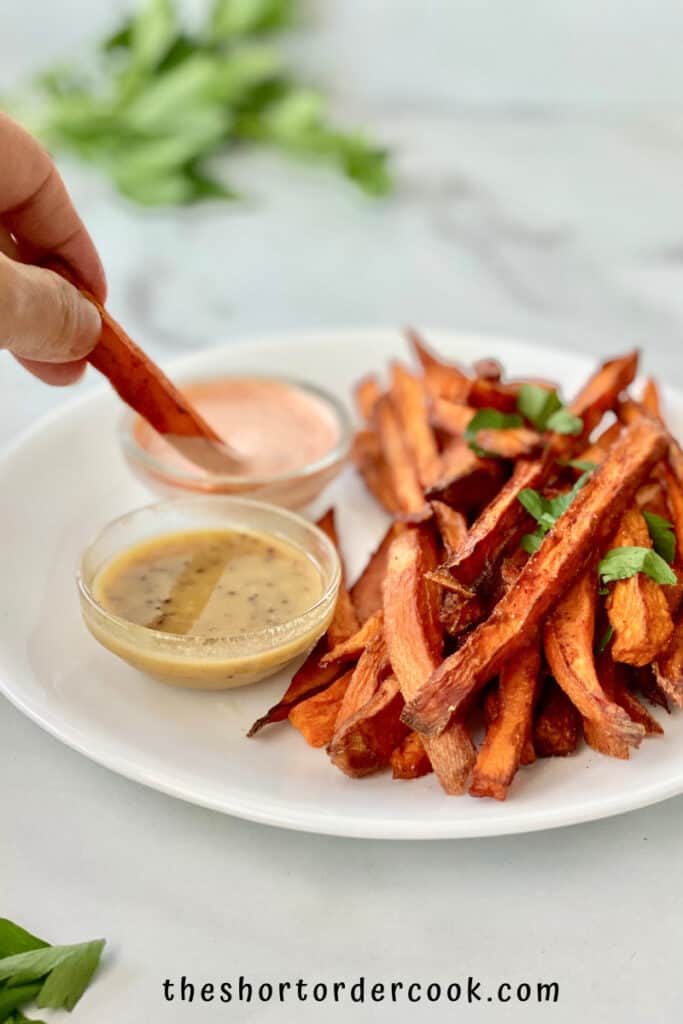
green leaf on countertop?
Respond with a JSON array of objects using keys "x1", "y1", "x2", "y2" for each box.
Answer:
[
  {"x1": 4, "y1": 0, "x2": 390, "y2": 204},
  {"x1": 0, "y1": 921, "x2": 105, "y2": 1018},
  {"x1": 517, "y1": 383, "x2": 583, "y2": 436},
  {"x1": 597, "y1": 547, "x2": 677, "y2": 586},
  {"x1": 642, "y1": 510, "x2": 676, "y2": 565},
  {"x1": 464, "y1": 408, "x2": 524, "y2": 457}
]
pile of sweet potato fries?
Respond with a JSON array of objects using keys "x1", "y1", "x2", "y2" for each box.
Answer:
[{"x1": 250, "y1": 331, "x2": 683, "y2": 800}]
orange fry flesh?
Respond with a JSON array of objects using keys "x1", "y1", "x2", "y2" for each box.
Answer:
[
  {"x1": 533, "y1": 681, "x2": 580, "y2": 757},
  {"x1": 391, "y1": 731, "x2": 433, "y2": 780},
  {"x1": 289, "y1": 670, "x2": 354, "y2": 748},
  {"x1": 375, "y1": 395, "x2": 430, "y2": 520},
  {"x1": 351, "y1": 430, "x2": 400, "y2": 515},
  {"x1": 470, "y1": 641, "x2": 542, "y2": 800},
  {"x1": 403, "y1": 417, "x2": 667, "y2": 737},
  {"x1": 654, "y1": 611, "x2": 683, "y2": 707},
  {"x1": 405, "y1": 328, "x2": 471, "y2": 402},
  {"x1": 383, "y1": 528, "x2": 475, "y2": 793},
  {"x1": 327, "y1": 676, "x2": 407, "y2": 777},
  {"x1": 320, "y1": 611, "x2": 383, "y2": 668},
  {"x1": 316, "y1": 508, "x2": 359, "y2": 647},
  {"x1": 350, "y1": 523, "x2": 404, "y2": 624},
  {"x1": 389, "y1": 363, "x2": 440, "y2": 488},
  {"x1": 605, "y1": 509, "x2": 674, "y2": 666}
]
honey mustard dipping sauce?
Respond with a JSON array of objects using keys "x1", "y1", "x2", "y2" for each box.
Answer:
[{"x1": 79, "y1": 499, "x2": 341, "y2": 690}]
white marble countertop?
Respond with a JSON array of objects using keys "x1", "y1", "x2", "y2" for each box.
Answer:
[{"x1": 3, "y1": 3, "x2": 683, "y2": 1021}]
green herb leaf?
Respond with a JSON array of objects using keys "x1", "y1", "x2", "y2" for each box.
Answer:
[
  {"x1": 642, "y1": 511, "x2": 676, "y2": 565},
  {"x1": 566, "y1": 459, "x2": 597, "y2": 472},
  {"x1": 5, "y1": 0, "x2": 390, "y2": 204},
  {"x1": 464, "y1": 408, "x2": 523, "y2": 457},
  {"x1": 0, "y1": 983, "x2": 43, "y2": 1021},
  {"x1": 0, "y1": 921, "x2": 48, "y2": 959},
  {"x1": 545, "y1": 408, "x2": 584, "y2": 435},
  {"x1": 0, "y1": 938, "x2": 105, "y2": 1014},
  {"x1": 517, "y1": 468, "x2": 593, "y2": 553},
  {"x1": 596, "y1": 624, "x2": 614, "y2": 655},
  {"x1": 598, "y1": 547, "x2": 677, "y2": 586},
  {"x1": 516, "y1": 383, "x2": 583, "y2": 435}
]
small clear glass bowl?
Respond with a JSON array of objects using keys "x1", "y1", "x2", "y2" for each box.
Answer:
[
  {"x1": 78, "y1": 496, "x2": 341, "y2": 690},
  {"x1": 117, "y1": 374, "x2": 352, "y2": 509}
]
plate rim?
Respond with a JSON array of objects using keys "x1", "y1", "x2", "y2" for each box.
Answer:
[{"x1": 2, "y1": 327, "x2": 682, "y2": 839}]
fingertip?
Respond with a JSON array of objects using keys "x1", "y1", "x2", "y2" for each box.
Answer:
[{"x1": 14, "y1": 355, "x2": 88, "y2": 386}]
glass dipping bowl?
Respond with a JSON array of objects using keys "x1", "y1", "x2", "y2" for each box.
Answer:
[
  {"x1": 78, "y1": 496, "x2": 341, "y2": 690},
  {"x1": 118, "y1": 374, "x2": 352, "y2": 509}
]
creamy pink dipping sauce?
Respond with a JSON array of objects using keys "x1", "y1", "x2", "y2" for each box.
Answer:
[{"x1": 134, "y1": 378, "x2": 340, "y2": 478}]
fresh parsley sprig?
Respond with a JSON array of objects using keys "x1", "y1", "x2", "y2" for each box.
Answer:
[
  {"x1": 597, "y1": 547, "x2": 677, "y2": 586},
  {"x1": 642, "y1": 511, "x2": 676, "y2": 565},
  {"x1": 0, "y1": 919, "x2": 105, "y2": 1020},
  {"x1": 516, "y1": 384, "x2": 583, "y2": 436},
  {"x1": 4, "y1": 0, "x2": 391, "y2": 205},
  {"x1": 518, "y1": 468, "x2": 594, "y2": 554}
]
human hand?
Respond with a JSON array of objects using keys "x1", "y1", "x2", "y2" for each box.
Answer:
[{"x1": 0, "y1": 114, "x2": 106, "y2": 385}]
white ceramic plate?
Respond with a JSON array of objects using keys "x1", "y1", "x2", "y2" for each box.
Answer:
[{"x1": 1, "y1": 330, "x2": 682, "y2": 839}]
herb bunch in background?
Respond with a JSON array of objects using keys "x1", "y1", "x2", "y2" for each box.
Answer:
[{"x1": 5, "y1": 0, "x2": 392, "y2": 205}]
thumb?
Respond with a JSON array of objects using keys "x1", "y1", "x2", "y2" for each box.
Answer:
[{"x1": 0, "y1": 252, "x2": 101, "y2": 363}]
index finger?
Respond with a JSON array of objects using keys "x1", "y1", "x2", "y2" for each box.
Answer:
[{"x1": 0, "y1": 113, "x2": 106, "y2": 301}]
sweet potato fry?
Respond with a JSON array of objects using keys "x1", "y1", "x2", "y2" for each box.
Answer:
[
  {"x1": 641, "y1": 378, "x2": 663, "y2": 420},
  {"x1": 316, "y1": 508, "x2": 359, "y2": 647},
  {"x1": 247, "y1": 509, "x2": 357, "y2": 737},
  {"x1": 440, "y1": 589, "x2": 486, "y2": 637},
  {"x1": 473, "y1": 426, "x2": 542, "y2": 460},
  {"x1": 533, "y1": 680, "x2": 580, "y2": 757},
  {"x1": 603, "y1": 657, "x2": 663, "y2": 737},
  {"x1": 406, "y1": 328, "x2": 471, "y2": 402},
  {"x1": 583, "y1": 649, "x2": 630, "y2": 759},
  {"x1": 247, "y1": 639, "x2": 339, "y2": 737},
  {"x1": 635, "y1": 666, "x2": 671, "y2": 712},
  {"x1": 54, "y1": 262, "x2": 234, "y2": 472},
  {"x1": 289, "y1": 670, "x2": 354, "y2": 748},
  {"x1": 470, "y1": 640, "x2": 542, "y2": 800},
  {"x1": 334, "y1": 631, "x2": 390, "y2": 727},
  {"x1": 383, "y1": 527, "x2": 476, "y2": 793},
  {"x1": 389, "y1": 363, "x2": 440, "y2": 488},
  {"x1": 429, "y1": 398, "x2": 474, "y2": 437},
  {"x1": 544, "y1": 573, "x2": 644, "y2": 754},
  {"x1": 473, "y1": 358, "x2": 503, "y2": 382},
  {"x1": 320, "y1": 611, "x2": 383, "y2": 668},
  {"x1": 569, "y1": 350, "x2": 639, "y2": 436},
  {"x1": 431, "y1": 501, "x2": 468, "y2": 557},
  {"x1": 390, "y1": 731, "x2": 433, "y2": 779},
  {"x1": 425, "y1": 567, "x2": 475, "y2": 597},
  {"x1": 403, "y1": 417, "x2": 667, "y2": 736},
  {"x1": 572, "y1": 421, "x2": 622, "y2": 470},
  {"x1": 327, "y1": 675, "x2": 408, "y2": 777},
  {"x1": 354, "y1": 375, "x2": 382, "y2": 421},
  {"x1": 605, "y1": 509, "x2": 674, "y2": 666},
  {"x1": 352, "y1": 430, "x2": 399, "y2": 514},
  {"x1": 467, "y1": 378, "x2": 524, "y2": 413},
  {"x1": 653, "y1": 611, "x2": 683, "y2": 707},
  {"x1": 445, "y1": 454, "x2": 551, "y2": 586},
  {"x1": 350, "y1": 523, "x2": 404, "y2": 624},
  {"x1": 426, "y1": 438, "x2": 504, "y2": 512},
  {"x1": 375, "y1": 395, "x2": 431, "y2": 520}
]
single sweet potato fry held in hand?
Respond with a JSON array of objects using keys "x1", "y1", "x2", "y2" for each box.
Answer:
[
  {"x1": 470, "y1": 640, "x2": 541, "y2": 801},
  {"x1": 403, "y1": 417, "x2": 667, "y2": 737},
  {"x1": 383, "y1": 528, "x2": 475, "y2": 793},
  {"x1": 289, "y1": 670, "x2": 354, "y2": 748},
  {"x1": 605, "y1": 509, "x2": 674, "y2": 666},
  {"x1": 391, "y1": 731, "x2": 433, "y2": 780}
]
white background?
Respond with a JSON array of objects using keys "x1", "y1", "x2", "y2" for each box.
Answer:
[{"x1": 2, "y1": 2, "x2": 683, "y2": 1021}]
